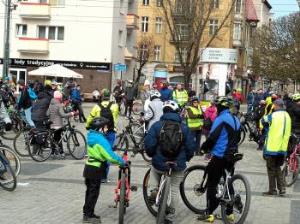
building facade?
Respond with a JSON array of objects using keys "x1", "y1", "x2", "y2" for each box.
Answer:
[{"x1": 0, "y1": 0, "x2": 138, "y2": 92}]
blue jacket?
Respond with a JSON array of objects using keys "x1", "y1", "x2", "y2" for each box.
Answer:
[
  {"x1": 70, "y1": 88, "x2": 81, "y2": 102},
  {"x1": 160, "y1": 87, "x2": 173, "y2": 102},
  {"x1": 144, "y1": 112, "x2": 196, "y2": 171},
  {"x1": 202, "y1": 109, "x2": 241, "y2": 158}
]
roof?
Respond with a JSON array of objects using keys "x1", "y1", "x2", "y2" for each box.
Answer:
[
  {"x1": 263, "y1": 0, "x2": 272, "y2": 10},
  {"x1": 246, "y1": 0, "x2": 259, "y2": 22}
]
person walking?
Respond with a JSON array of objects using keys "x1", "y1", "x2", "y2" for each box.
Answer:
[
  {"x1": 124, "y1": 80, "x2": 137, "y2": 117},
  {"x1": 70, "y1": 85, "x2": 86, "y2": 123},
  {"x1": 144, "y1": 100, "x2": 196, "y2": 224},
  {"x1": 261, "y1": 99, "x2": 291, "y2": 196},
  {"x1": 172, "y1": 84, "x2": 188, "y2": 108},
  {"x1": 186, "y1": 97, "x2": 204, "y2": 154}
]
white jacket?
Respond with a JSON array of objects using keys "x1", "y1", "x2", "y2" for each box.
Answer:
[{"x1": 144, "y1": 98, "x2": 163, "y2": 130}]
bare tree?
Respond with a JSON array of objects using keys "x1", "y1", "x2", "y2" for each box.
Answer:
[
  {"x1": 161, "y1": 0, "x2": 237, "y2": 88},
  {"x1": 135, "y1": 34, "x2": 155, "y2": 84}
]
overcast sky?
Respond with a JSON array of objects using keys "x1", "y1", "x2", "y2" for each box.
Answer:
[{"x1": 269, "y1": 0, "x2": 299, "y2": 17}]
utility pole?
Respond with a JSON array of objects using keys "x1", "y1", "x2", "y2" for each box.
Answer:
[{"x1": 2, "y1": 0, "x2": 12, "y2": 78}]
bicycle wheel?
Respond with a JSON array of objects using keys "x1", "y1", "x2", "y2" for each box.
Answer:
[
  {"x1": 283, "y1": 156, "x2": 300, "y2": 187},
  {"x1": 114, "y1": 134, "x2": 129, "y2": 151},
  {"x1": 28, "y1": 139, "x2": 52, "y2": 162},
  {"x1": 0, "y1": 155, "x2": 17, "y2": 191},
  {"x1": 13, "y1": 130, "x2": 30, "y2": 157},
  {"x1": 156, "y1": 176, "x2": 171, "y2": 224},
  {"x1": 119, "y1": 171, "x2": 126, "y2": 224},
  {"x1": 132, "y1": 101, "x2": 143, "y2": 115},
  {"x1": 67, "y1": 130, "x2": 87, "y2": 160},
  {"x1": 179, "y1": 165, "x2": 207, "y2": 214},
  {"x1": 143, "y1": 168, "x2": 158, "y2": 216},
  {"x1": 221, "y1": 174, "x2": 251, "y2": 224},
  {"x1": 0, "y1": 117, "x2": 22, "y2": 140},
  {"x1": 0, "y1": 146, "x2": 21, "y2": 176}
]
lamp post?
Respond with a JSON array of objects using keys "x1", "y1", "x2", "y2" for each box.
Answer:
[{"x1": 2, "y1": 0, "x2": 12, "y2": 78}]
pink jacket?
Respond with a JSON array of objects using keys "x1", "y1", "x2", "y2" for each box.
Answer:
[{"x1": 204, "y1": 105, "x2": 217, "y2": 122}]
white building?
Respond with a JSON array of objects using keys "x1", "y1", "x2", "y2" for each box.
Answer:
[
  {"x1": 0, "y1": 0, "x2": 138, "y2": 92},
  {"x1": 253, "y1": 0, "x2": 272, "y2": 27}
]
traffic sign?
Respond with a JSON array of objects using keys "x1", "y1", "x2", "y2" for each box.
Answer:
[{"x1": 114, "y1": 63, "x2": 127, "y2": 72}]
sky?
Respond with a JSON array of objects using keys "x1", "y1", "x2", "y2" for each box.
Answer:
[{"x1": 269, "y1": 0, "x2": 299, "y2": 18}]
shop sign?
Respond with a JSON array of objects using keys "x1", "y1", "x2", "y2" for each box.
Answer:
[{"x1": 200, "y1": 48, "x2": 238, "y2": 64}]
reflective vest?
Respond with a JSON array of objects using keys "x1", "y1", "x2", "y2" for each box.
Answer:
[
  {"x1": 173, "y1": 90, "x2": 188, "y2": 106},
  {"x1": 187, "y1": 106, "x2": 203, "y2": 129},
  {"x1": 263, "y1": 110, "x2": 291, "y2": 156}
]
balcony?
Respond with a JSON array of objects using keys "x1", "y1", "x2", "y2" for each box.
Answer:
[
  {"x1": 18, "y1": 2, "x2": 50, "y2": 19},
  {"x1": 18, "y1": 37, "x2": 49, "y2": 54},
  {"x1": 126, "y1": 14, "x2": 139, "y2": 30},
  {"x1": 170, "y1": 35, "x2": 190, "y2": 43},
  {"x1": 124, "y1": 47, "x2": 137, "y2": 60}
]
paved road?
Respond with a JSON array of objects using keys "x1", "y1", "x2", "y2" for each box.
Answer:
[{"x1": 0, "y1": 103, "x2": 299, "y2": 224}]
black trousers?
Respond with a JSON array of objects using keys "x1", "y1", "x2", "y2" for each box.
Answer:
[
  {"x1": 51, "y1": 129, "x2": 63, "y2": 154},
  {"x1": 124, "y1": 100, "x2": 133, "y2": 117},
  {"x1": 206, "y1": 156, "x2": 234, "y2": 215},
  {"x1": 83, "y1": 178, "x2": 101, "y2": 216}
]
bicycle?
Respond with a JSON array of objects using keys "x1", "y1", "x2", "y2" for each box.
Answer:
[
  {"x1": 142, "y1": 162, "x2": 176, "y2": 224},
  {"x1": 114, "y1": 117, "x2": 151, "y2": 162},
  {"x1": 113, "y1": 149, "x2": 137, "y2": 224},
  {"x1": 0, "y1": 149, "x2": 17, "y2": 191},
  {"x1": 180, "y1": 153, "x2": 251, "y2": 224},
  {"x1": 283, "y1": 134, "x2": 300, "y2": 187},
  {"x1": 0, "y1": 108, "x2": 23, "y2": 140},
  {"x1": 26, "y1": 118, "x2": 86, "y2": 162}
]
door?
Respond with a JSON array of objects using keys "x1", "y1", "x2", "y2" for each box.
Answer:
[{"x1": 9, "y1": 68, "x2": 27, "y2": 93}]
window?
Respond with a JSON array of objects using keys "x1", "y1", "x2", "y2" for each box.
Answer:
[
  {"x1": 141, "y1": 16, "x2": 149, "y2": 32},
  {"x1": 49, "y1": 0, "x2": 65, "y2": 6},
  {"x1": 37, "y1": 26, "x2": 64, "y2": 40},
  {"x1": 233, "y1": 22, "x2": 242, "y2": 40},
  {"x1": 235, "y1": 0, "x2": 242, "y2": 14},
  {"x1": 154, "y1": 45, "x2": 161, "y2": 61},
  {"x1": 39, "y1": 0, "x2": 47, "y2": 3},
  {"x1": 16, "y1": 24, "x2": 27, "y2": 37},
  {"x1": 175, "y1": 24, "x2": 189, "y2": 41},
  {"x1": 211, "y1": 0, "x2": 219, "y2": 8},
  {"x1": 175, "y1": 48, "x2": 187, "y2": 63},
  {"x1": 155, "y1": 17, "x2": 162, "y2": 33},
  {"x1": 143, "y1": 0, "x2": 149, "y2": 6},
  {"x1": 118, "y1": 30, "x2": 123, "y2": 46},
  {"x1": 157, "y1": 0, "x2": 162, "y2": 7},
  {"x1": 140, "y1": 44, "x2": 148, "y2": 60},
  {"x1": 209, "y1": 19, "x2": 218, "y2": 35},
  {"x1": 38, "y1": 26, "x2": 47, "y2": 38}
]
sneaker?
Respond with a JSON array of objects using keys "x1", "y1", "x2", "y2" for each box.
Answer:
[
  {"x1": 197, "y1": 214, "x2": 215, "y2": 222},
  {"x1": 101, "y1": 179, "x2": 111, "y2": 184},
  {"x1": 279, "y1": 190, "x2": 286, "y2": 196},
  {"x1": 226, "y1": 214, "x2": 235, "y2": 223},
  {"x1": 164, "y1": 219, "x2": 173, "y2": 224},
  {"x1": 82, "y1": 215, "x2": 101, "y2": 223},
  {"x1": 262, "y1": 191, "x2": 277, "y2": 196}
]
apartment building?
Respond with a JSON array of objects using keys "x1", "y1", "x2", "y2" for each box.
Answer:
[
  {"x1": 0, "y1": 0, "x2": 138, "y2": 92},
  {"x1": 253, "y1": 0, "x2": 272, "y2": 27},
  {"x1": 137, "y1": 0, "x2": 268, "y2": 97}
]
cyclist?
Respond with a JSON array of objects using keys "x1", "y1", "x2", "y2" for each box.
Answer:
[
  {"x1": 186, "y1": 96, "x2": 204, "y2": 154},
  {"x1": 124, "y1": 80, "x2": 137, "y2": 117},
  {"x1": 143, "y1": 90, "x2": 163, "y2": 130},
  {"x1": 172, "y1": 84, "x2": 188, "y2": 108},
  {"x1": 83, "y1": 117, "x2": 125, "y2": 224},
  {"x1": 86, "y1": 89, "x2": 119, "y2": 183},
  {"x1": 261, "y1": 99, "x2": 291, "y2": 196},
  {"x1": 287, "y1": 93, "x2": 300, "y2": 135},
  {"x1": 144, "y1": 100, "x2": 196, "y2": 224},
  {"x1": 70, "y1": 84, "x2": 86, "y2": 123},
  {"x1": 198, "y1": 96, "x2": 241, "y2": 222}
]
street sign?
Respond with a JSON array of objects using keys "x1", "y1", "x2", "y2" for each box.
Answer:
[{"x1": 114, "y1": 63, "x2": 127, "y2": 72}]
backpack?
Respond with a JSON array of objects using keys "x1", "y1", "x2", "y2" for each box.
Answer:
[
  {"x1": 159, "y1": 120, "x2": 183, "y2": 158},
  {"x1": 99, "y1": 102, "x2": 114, "y2": 129}
]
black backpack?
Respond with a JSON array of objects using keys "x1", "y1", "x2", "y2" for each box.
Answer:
[
  {"x1": 99, "y1": 102, "x2": 114, "y2": 129},
  {"x1": 159, "y1": 120, "x2": 183, "y2": 158}
]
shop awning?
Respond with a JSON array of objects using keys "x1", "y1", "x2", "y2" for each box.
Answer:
[{"x1": 28, "y1": 64, "x2": 83, "y2": 79}]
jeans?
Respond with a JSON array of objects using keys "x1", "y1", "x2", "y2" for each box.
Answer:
[
  {"x1": 24, "y1": 107, "x2": 35, "y2": 128},
  {"x1": 103, "y1": 131, "x2": 116, "y2": 180},
  {"x1": 83, "y1": 178, "x2": 101, "y2": 216},
  {"x1": 191, "y1": 130, "x2": 202, "y2": 153},
  {"x1": 150, "y1": 167, "x2": 184, "y2": 222}
]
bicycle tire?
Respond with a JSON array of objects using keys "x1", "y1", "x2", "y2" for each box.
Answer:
[
  {"x1": 13, "y1": 130, "x2": 30, "y2": 157},
  {"x1": 114, "y1": 134, "x2": 129, "y2": 151},
  {"x1": 283, "y1": 155, "x2": 300, "y2": 187},
  {"x1": 221, "y1": 174, "x2": 251, "y2": 224},
  {"x1": 0, "y1": 146, "x2": 21, "y2": 176},
  {"x1": 179, "y1": 165, "x2": 207, "y2": 214},
  {"x1": 156, "y1": 176, "x2": 171, "y2": 224},
  {"x1": 0, "y1": 158, "x2": 17, "y2": 191},
  {"x1": 119, "y1": 171, "x2": 126, "y2": 224},
  {"x1": 28, "y1": 138, "x2": 52, "y2": 162},
  {"x1": 67, "y1": 130, "x2": 87, "y2": 160},
  {"x1": 0, "y1": 117, "x2": 22, "y2": 140},
  {"x1": 143, "y1": 168, "x2": 158, "y2": 217}
]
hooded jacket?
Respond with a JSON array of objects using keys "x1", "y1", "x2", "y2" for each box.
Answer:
[
  {"x1": 31, "y1": 91, "x2": 52, "y2": 122},
  {"x1": 160, "y1": 87, "x2": 172, "y2": 102},
  {"x1": 144, "y1": 98, "x2": 164, "y2": 130},
  {"x1": 144, "y1": 112, "x2": 196, "y2": 171}
]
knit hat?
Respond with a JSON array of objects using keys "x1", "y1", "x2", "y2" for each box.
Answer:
[{"x1": 53, "y1": 91, "x2": 62, "y2": 100}]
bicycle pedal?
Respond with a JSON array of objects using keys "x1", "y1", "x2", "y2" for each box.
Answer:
[{"x1": 130, "y1": 185, "x2": 138, "y2": 191}]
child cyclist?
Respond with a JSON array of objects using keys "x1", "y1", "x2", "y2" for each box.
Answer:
[{"x1": 83, "y1": 117, "x2": 125, "y2": 223}]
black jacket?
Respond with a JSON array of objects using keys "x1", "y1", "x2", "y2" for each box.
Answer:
[
  {"x1": 288, "y1": 103, "x2": 300, "y2": 134},
  {"x1": 31, "y1": 91, "x2": 52, "y2": 122}
]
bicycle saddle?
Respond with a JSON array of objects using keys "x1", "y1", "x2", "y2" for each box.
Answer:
[{"x1": 233, "y1": 153, "x2": 243, "y2": 163}]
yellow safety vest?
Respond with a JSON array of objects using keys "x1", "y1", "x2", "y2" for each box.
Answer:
[
  {"x1": 263, "y1": 110, "x2": 291, "y2": 155},
  {"x1": 173, "y1": 90, "x2": 188, "y2": 106},
  {"x1": 187, "y1": 106, "x2": 203, "y2": 129}
]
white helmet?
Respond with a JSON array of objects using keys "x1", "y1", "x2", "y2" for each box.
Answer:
[
  {"x1": 149, "y1": 90, "x2": 161, "y2": 100},
  {"x1": 163, "y1": 100, "x2": 179, "y2": 112}
]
